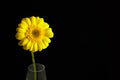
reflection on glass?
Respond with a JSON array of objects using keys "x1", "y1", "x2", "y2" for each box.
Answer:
[{"x1": 26, "y1": 63, "x2": 47, "y2": 80}]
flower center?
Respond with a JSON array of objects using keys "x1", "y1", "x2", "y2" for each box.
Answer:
[{"x1": 32, "y1": 29, "x2": 40, "y2": 38}]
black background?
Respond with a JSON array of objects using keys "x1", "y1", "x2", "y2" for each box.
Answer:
[{"x1": 0, "y1": 1, "x2": 112, "y2": 80}]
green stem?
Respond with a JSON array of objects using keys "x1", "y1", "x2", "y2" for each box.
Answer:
[{"x1": 31, "y1": 52, "x2": 37, "y2": 80}]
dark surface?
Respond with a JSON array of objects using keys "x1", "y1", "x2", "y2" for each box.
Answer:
[{"x1": 0, "y1": 1, "x2": 111, "y2": 80}]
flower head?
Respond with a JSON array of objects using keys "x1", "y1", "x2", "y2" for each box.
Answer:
[{"x1": 16, "y1": 16, "x2": 54, "y2": 52}]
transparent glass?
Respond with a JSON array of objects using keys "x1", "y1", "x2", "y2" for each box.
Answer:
[{"x1": 26, "y1": 63, "x2": 47, "y2": 80}]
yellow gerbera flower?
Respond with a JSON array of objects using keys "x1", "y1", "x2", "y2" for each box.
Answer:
[{"x1": 15, "y1": 16, "x2": 54, "y2": 52}]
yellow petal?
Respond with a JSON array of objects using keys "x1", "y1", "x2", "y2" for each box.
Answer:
[
  {"x1": 38, "y1": 42, "x2": 43, "y2": 51},
  {"x1": 29, "y1": 42, "x2": 33, "y2": 52},
  {"x1": 42, "y1": 40, "x2": 48, "y2": 49},
  {"x1": 15, "y1": 32, "x2": 25, "y2": 40},
  {"x1": 23, "y1": 45, "x2": 28, "y2": 50},
  {"x1": 38, "y1": 18, "x2": 44, "y2": 28},
  {"x1": 43, "y1": 22, "x2": 49, "y2": 28},
  {"x1": 18, "y1": 22, "x2": 28, "y2": 29},
  {"x1": 20, "y1": 38, "x2": 29, "y2": 46},
  {"x1": 30, "y1": 16, "x2": 36, "y2": 26},
  {"x1": 40, "y1": 18, "x2": 44, "y2": 23},
  {"x1": 39, "y1": 40, "x2": 46, "y2": 49},
  {"x1": 23, "y1": 40, "x2": 31, "y2": 50},
  {"x1": 26, "y1": 41, "x2": 32, "y2": 50},
  {"x1": 48, "y1": 32, "x2": 54, "y2": 38},
  {"x1": 33, "y1": 42, "x2": 38, "y2": 52},
  {"x1": 36, "y1": 17, "x2": 40, "y2": 24},
  {"x1": 16, "y1": 28, "x2": 26, "y2": 33},
  {"x1": 25, "y1": 18, "x2": 31, "y2": 26},
  {"x1": 43, "y1": 37, "x2": 51, "y2": 43},
  {"x1": 22, "y1": 18, "x2": 31, "y2": 26},
  {"x1": 45, "y1": 28, "x2": 54, "y2": 38},
  {"x1": 18, "y1": 40, "x2": 23, "y2": 46}
]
